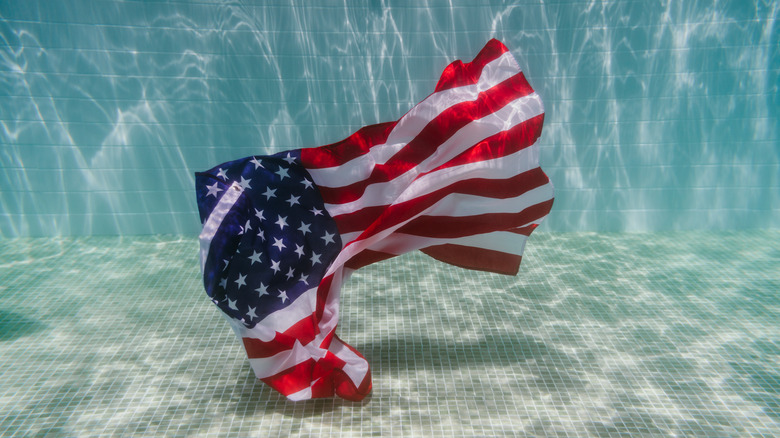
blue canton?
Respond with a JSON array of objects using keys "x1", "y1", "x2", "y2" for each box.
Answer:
[{"x1": 195, "y1": 151, "x2": 342, "y2": 328}]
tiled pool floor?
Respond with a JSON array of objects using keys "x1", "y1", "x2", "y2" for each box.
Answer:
[{"x1": 1, "y1": 231, "x2": 778, "y2": 436}]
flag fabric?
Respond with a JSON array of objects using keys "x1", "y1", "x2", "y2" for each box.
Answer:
[{"x1": 195, "y1": 39, "x2": 554, "y2": 401}]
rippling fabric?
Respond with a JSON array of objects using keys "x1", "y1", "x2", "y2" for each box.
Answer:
[{"x1": 195, "y1": 39, "x2": 553, "y2": 401}]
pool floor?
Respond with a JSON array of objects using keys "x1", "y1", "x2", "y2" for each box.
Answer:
[{"x1": 1, "y1": 231, "x2": 778, "y2": 437}]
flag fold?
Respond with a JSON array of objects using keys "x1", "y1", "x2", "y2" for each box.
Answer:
[{"x1": 195, "y1": 39, "x2": 554, "y2": 401}]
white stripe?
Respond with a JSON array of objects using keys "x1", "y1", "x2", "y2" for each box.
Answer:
[
  {"x1": 427, "y1": 230, "x2": 531, "y2": 256},
  {"x1": 245, "y1": 332, "x2": 368, "y2": 392},
  {"x1": 234, "y1": 286, "x2": 319, "y2": 341},
  {"x1": 247, "y1": 337, "x2": 328, "y2": 379},
  {"x1": 198, "y1": 182, "x2": 243, "y2": 273},
  {"x1": 405, "y1": 181, "x2": 553, "y2": 219},
  {"x1": 322, "y1": 93, "x2": 543, "y2": 216},
  {"x1": 339, "y1": 231, "x2": 362, "y2": 245},
  {"x1": 326, "y1": 134, "x2": 543, "y2": 218},
  {"x1": 348, "y1": 184, "x2": 552, "y2": 258},
  {"x1": 316, "y1": 266, "x2": 352, "y2": 335},
  {"x1": 363, "y1": 230, "x2": 531, "y2": 257},
  {"x1": 316, "y1": 90, "x2": 541, "y2": 196},
  {"x1": 337, "y1": 181, "x2": 551, "y2": 250},
  {"x1": 395, "y1": 146, "x2": 544, "y2": 206},
  {"x1": 307, "y1": 51, "x2": 521, "y2": 186},
  {"x1": 237, "y1": 264, "x2": 348, "y2": 343},
  {"x1": 238, "y1": 268, "x2": 351, "y2": 347},
  {"x1": 324, "y1": 152, "x2": 547, "y2": 277},
  {"x1": 329, "y1": 336, "x2": 369, "y2": 387},
  {"x1": 251, "y1": 336, "x2": 369, "y2": 400},
  {"x1": 286, "y1": 385, "x2": 314, "y2": 402}
]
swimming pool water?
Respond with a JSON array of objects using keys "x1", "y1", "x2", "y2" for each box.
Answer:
[
  {"x1": 1, "y1": 0, "x2": 778, "y2": 236},
  {"x1": 1, "y1": 1, "x2": 778, "y2": 436},
  {"x1": 0, "y1": 231, "x2": 778, "y2": 436}
]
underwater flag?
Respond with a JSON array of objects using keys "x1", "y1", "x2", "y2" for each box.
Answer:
[{"x1": 195, "y1": 39, "x2": 554, "y2": 401}]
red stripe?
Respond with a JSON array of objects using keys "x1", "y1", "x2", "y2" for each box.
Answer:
[
  {"x1": 343, "y1": 225, "x2": 541, "y2": 273},
  {"x1": 312, "y1": 342, "x2": 373, "y2": 401},
  {"x1": 331, "y1": 116, "x2": 545, "y2": 235},
  {"x1": 256, "y1": 342, "x2": 372, "y2": 400},
  {"x1": 421, "y1": 244, "x2": 523, "y2": 275},
  {"x1": 309, "y1": 373, "x2": 336, "y2": 399},
  {"x1": 338, "y1": 369, "x2": 372, "y2": 401},
  {"x1": 261, "y1": 358, "x2": 317, "y2": 397},
  {"x1": 509, "y1": 224, "x2": 539, "y2": 236},
  {"x1": 345, "y1": 225, "x2": 540, "y2": 273},
  {"x1": 300, "y1": 122, "x2": 396, "y2": 169},
  {"x1": 313, "y1": 350, "x2": 346, "y2": 380},
  {"x1": 433, "y1": 113, "x2": 544, "y2": 172},
  {"x1": 335, "y1": 167, "x2": 551, "y2": 235},
  {"x1": 333, "y1": 205, "x2": 386, "y2": 236},
  {"x1": 345, "y1": 248, "x2": 396, "y2": 270},
  {"x1": 331, "y1": 336, "x2": 373, "y2": 401},
  {"x1": 300, "y1": 351, "x2": 345, "y2": 399},
  {"x1": 434, "y1": 39, "x2": 510, "y2": 93},
  {"x1": 316, "y1": 274, "x2": 335, "y2": 321},
  {"x1": 317, "y1": 72, "x2": 535, "y2": 205},
  {"x1": 242, "y1": 314, "x2": 319, "y2": 359},
  {"x1": 397, "y1": 198, "x2": 554, "y2": 239}
]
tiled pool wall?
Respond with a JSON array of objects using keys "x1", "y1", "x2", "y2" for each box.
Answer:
[{"x1": 1, "y1": 0, "x2": 778, "y2": 237}]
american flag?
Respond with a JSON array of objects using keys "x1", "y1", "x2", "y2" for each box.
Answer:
[{"x1": 195, "y1": 39, "x2": 554, "y2": 401}]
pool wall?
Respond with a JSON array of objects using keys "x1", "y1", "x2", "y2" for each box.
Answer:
[{"x1": 1, "y1": 1, "x2": 777, "y2": 237}]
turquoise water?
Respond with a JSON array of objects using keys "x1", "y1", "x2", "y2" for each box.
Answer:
[
  {"x1": 1, "y1": 1, "x2": 777, "y2": 236},
  {"x1": 1, "y1": 2, "x2": 779, "y2": 437},
  {"x1": 0, "y1": 232, "x2": 778, "y2": 436}
]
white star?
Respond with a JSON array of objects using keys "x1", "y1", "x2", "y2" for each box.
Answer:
[
  {"x1": 219, "y1": 277, "x2": 228, "y2": 288},
  {"x1": 275, "y1": 166, "x2": 290, "y2": 180},
  {"x1": 254, "y1": 209, "x2": 265, "y2": 221},
  {"x1": 238, "y1": 176, "x2": 252, "y2": 190},
  {"x1": 270, "y1": 259, "x2": 281, "y2": 273},
  {"x1": 217, "y1": 168, "x2": 228, "y2": 180},
  {"x1": 278, "y1": 290, "x2": 289, "y2": 303},
  {"x1": 206, "y1": 182, "x2": 222, "y2": 197},
  {"x1": 298, "y1": 222, "x2": 311, "y2": 235},
  {"x1": 283, "y1": 153, "x2": 296, "y2": 164},
  {"x1": 272, "y1": 237, "x2": 286, "y2": 251},
  {"x1": 228, "y1": 298, "x2": 238, "y2": 310},
  {"x1": 256, "y1": 229, "x2": 265, "y2": 241},
  {"x1": 286, "y1": 195, "x2": 300, "y2": 207},
  {"x1": 222, "y1": 259, "x2": 229, "y2": 271},
  {"x1": 238, "y1": 219, "x2": 251, "y2": 235},
  {"x1": 301, "y1": 178, "x2": 314, "y2": 190},
  {"x1": 310, "y1": 252, "x2": 322, "y2": 266},
  {"x1": 322, "y1": 231, "x2": 335, "y2": 245},
  {"x1": 255, "y1": 283, "x2": 269, "y2": 297},
  {"x1": 248, "y1": 250, "x2": 262, "y2": 265},
  {"x1": 262, "y1": 187, "x2": 276, "y2": 200},
  {"x1": 285, "y1": 267, "x2": 295, "y2": 280},
  {"x1": 275, "y1": 215, "x2": 288, "y2": 230},
  {"x1": 234, "y1": 273, "x2": 247, "y2": 288},
  {"x1": 299, "y1": 274, "x2": 309, "y2": 285},
  {"x1": 250, "y1": 157, "x2": 264, "y2": 169},
  {"x1": 247, "y1": 306, "x2": 258, "y2": 320},
  {"x1": 311, "y1": 207, "x2": 323, "y2": 216},
  {"x1": 294, "y1": 244, "x2": 305, "y2": 258}
]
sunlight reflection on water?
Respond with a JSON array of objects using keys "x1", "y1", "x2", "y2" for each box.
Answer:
[{"x1": 0, "y1": 1, "x2": 777, "y2": 237}]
